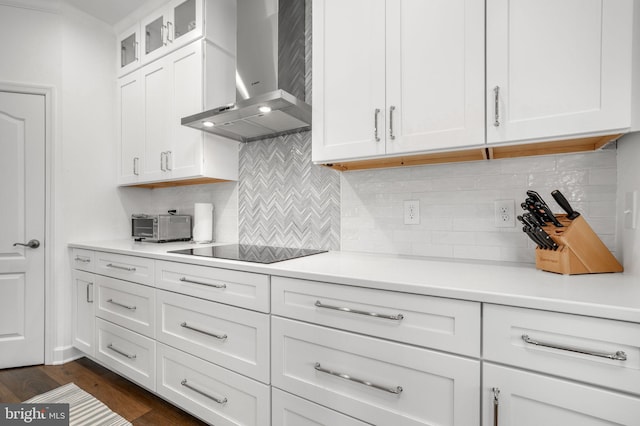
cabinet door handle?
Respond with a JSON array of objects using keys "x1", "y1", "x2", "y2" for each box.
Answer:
[
  {"x1": 166, "y1": 21, "x2": 173, "y2": 43},
  {"x1": 133, "y1": 157, "x2": 139, "y2": 176},
  {"x1": 179, "y1": 277, "x2": 227, "y2": 289},
  {"x1": 160, "y1": 152, "x2": 166, "y2": 171},
  {"x1": 314, "y1": 362, "x2": 403, "y2": 394},
  {"x1": 161, "y1": 24, "x2": 167, "y2": 46},
  {"x1": 492, "y1": 387, "x2": 500, "y2": 426},
  {"x1": 165, "y1": 151, "x2": 172, "y2": 171},
  {"x1": 107, "y1": 343, "x2": 136, "y2": 359},
  {"x1": 180, "y1": 322, "x2": 227, "y2": 340},
  {"x1": 389, "y1": 105, "x2": 396, "y2": 140},
  {"x1": 181, "y1": 379, "x2": 227, "y2": 404},
  {"x1": 106, "y1": 263, "x2": 136, "y2": 272},
  {"x1": 521, "y1": 334, "x2": 627, "y2": 361},
  {"x1": 86, "y1": 283, "x2": 93, "y2": 303},
  {"x1": 107, "y1": 299, "x2": 137, "y2": 310},
  {"x1": 74, "y1": 256, "x2": 91, "y2": 263},
  {"x1": 374, "y1": 108, "x2": 381, "y2": 142},
  {"x1": 134, "y1": 41, "x2": 139, "y2": 61},
  {"x1": 315, "y1": 300, "x2": 404, "y2": 321},
  {"x1": 493, "y1": 86, "x2": 500, "y2": 127}
]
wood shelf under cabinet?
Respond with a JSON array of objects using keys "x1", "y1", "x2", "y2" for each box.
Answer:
[{"x1": 320, "y1": 133, "x2": 622, "y2": 172}]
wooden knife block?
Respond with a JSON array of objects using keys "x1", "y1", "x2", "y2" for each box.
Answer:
[{"x1": 535, "y1": 214, "x2": 623, "y2": 275}]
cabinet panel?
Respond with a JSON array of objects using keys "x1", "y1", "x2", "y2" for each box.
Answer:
[
  {"x1": 117, "y1": 23, "x2": 141, "y2": 77},
  {"x1": 156, "y1": 343, "x2": 270, "y2": 426},
  {"x1": 483, "y1": 364, "x2": 640, "y2": 426},
  {"x1": 272, "y1": 276, "x2": 480, "y2": 356},
  {"x1": 155, "y1": 289, "x2": 270, "y2": 383},
  {"x1": 71, "y1": 248, "x2": 94, "y2": 273},
  {"x1": 155, "y1": 260, "x2": 269, "y2": 312},
  {"x1": 386, "y1": 0, "x2": 484, "y2": 154},
  {"x1": 95, "y1": 318, "x2": 155, "y2": 391},
  {"x1": 94, "y1": 252, "x2": 155, "y2": 286},
  {"x1": 143, "y1": 59, "x2": 172, "y2": 179},
  {"x1": 487, "y1": 0, "x2": 633, "y2": 144},
  {"x1": 272, "y1": 388, "x2": 369, "y2": 426},
  {"x1": 484, "y1": 304, "x2": 640, "y2": 395},
  {"x1": 118, "y1": 71, "x2": 145, "y2": 184},
  {"x1": 96, "y1": 276, "x2": 155, "y2": 338},
  {"x1": 272, "y1": 317, "x2": 480, "y2": 426},
  {"x1": 312, "y1": 0, "x2": 387, "y2": 161},
  {"x1": 71, "y1": 270, "x2": 94, "y2": 356}
]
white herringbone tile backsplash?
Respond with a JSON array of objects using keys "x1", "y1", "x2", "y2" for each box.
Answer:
[{"x1": 341, "y1": 150, "x2": 618, "y2": 263}]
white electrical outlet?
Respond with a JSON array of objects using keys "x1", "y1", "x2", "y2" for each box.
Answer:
[
  {"x1": 404, "y1": 200, "x2": 420, "y2": 225},
  {"x1": 494, "y1": 199, "x2": 515, "y2": 228}
]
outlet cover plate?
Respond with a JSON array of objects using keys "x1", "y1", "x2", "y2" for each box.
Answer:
[
  {"x1": 495, "y1": 199, "x2": 515, "y2": 228},
  {"x1": 404, "y1": 200, "x2": 420, "y2": 225}
]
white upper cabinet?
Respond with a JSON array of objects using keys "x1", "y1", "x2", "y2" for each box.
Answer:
[
  {"x1": 117, "y1": 23, "x2": 141, "y2": 77},
  {"x1": 312, "y1": 0, "x2": 485, "y2": 163},
  {"x1": 487, "y1": 0, "x2": 634, "y2": 145},
  {"x1": 118, "y1": 40, "x2": 239, "y2": 186},
  {"x1": 140, "y1": 0, "x2": 203, "y2": 65}
]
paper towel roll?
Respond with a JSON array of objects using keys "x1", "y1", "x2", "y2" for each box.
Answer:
[{"x1": 193, "y1": 203, "x2": 214, "y2": 243}]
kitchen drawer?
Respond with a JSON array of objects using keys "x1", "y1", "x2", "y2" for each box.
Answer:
[
  {"x1": 71, "y1": 248, "x2": 94, "y2": 272},
  {"x1": 155, "y1": 260, "x2": 269, "y2": 312},
  {"x1": 272, "y1": 317, "x2": 480, "y2": 426},
  {"x1": 95, "y1": 318, "x2": 155, "y2": 391},
  {"x1": 156, "y1": 343, "x2": 270, "y2": 426},
  {"x1": 95, "y1": 275, "x2": 155, "y2": 338},
  {"x1": 483, "y1": 363, "x2": 640, "y2": 426},
  {"x1": 272, "y1": 276, "x2": 480, "y2": 357},
  {"x1": 94, "y1": 251, "x2": 154, "y2": 285},
  {"x1": 272, "y1": 388, "x2": 369, "y2": 426},
  {"x1": 155, "y1": 289, "x2": 270, "y2": 383},
  {"x1": 484, "y1": 304, "x2": 640, "y2": 395}
]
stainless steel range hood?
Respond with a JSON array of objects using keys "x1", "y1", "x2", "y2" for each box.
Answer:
[{"x1": 181, "y1": 0, "x2": 311, "y2": 143}]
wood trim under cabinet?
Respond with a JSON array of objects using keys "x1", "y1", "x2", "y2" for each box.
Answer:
[
  {"x1": 320, "y1": 133, "x2": 622, "y2": 172},
  {"x1": 125, "y1": 177, "x2": 231, "y2": 189}
]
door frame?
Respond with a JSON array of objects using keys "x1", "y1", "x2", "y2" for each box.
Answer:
[{"x1": 0, "y1": 82, "x2": 55, "y2": 365}]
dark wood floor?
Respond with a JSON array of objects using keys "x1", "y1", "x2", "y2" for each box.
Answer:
[{"x1": 0, "y1": 357, "x2": 207, "y2": 425}]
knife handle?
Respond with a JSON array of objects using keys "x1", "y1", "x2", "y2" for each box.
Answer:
[{"x1": 551, "y1": 190, "x2": 580, "y2": 220}]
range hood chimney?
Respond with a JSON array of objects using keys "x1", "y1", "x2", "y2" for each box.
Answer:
[{"x1": 181, "y1": 0, "x2": 311, "y2": 142}]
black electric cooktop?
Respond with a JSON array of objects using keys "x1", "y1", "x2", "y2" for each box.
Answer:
[{"x1": 168, "y1": 244, "x2": 327, "y2": 264}]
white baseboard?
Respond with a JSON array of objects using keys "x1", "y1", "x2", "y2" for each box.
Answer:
[{"x1": 50, "y1": 345, "x2": 84, "y2": 365}]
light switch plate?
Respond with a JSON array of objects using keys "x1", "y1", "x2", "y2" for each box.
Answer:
[{"x1": 624, "y1": 191, "x2": 637, "y2": 229}]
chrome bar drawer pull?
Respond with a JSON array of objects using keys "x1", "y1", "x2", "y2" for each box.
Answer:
[
  {"x1": 86, "y1": 283, "x2": 93, "y2": 303},
  {"x1": 181, "y1": 379, "x2": 227, "y2": 404},
  {"x1": 107, "y1": 299, "x2": 137, "y2": 311},
  {"x1": 106, "y1": 263, "x2": 136, "y2": 272},
  {"x1": 492, "y1": 387, "x2": 500, "y2": 426},
  {"x1": 493, "y1": 86, "x2": 501, "y2": 127},
  {"x1": 107, "y1": 343, "x2": 136, "y2": 359},
  {"x1": 521, "y1": 334, "x2": 627, "y2": 361},
  {"x1": 179, "y1": 277, "x2": 226, "y2": 289},
  {"x1": 389, "y1": 105, "x2": 396, "y2": 140},
  {"x1": 180, "y1": 322, "x2": 227, "y2": 340},
  {"x1": 314, "y1": 362, "x2": 402, "y2": 394},
  {"x1": 374, "y1": 108, "x2": 381, "y2": 142},
  {"x1": 74, "y1": 256, "x2": 91, "y2": 263},
  {"x1": 315, "y1": 300, "x2": 404, "y2": 321}
]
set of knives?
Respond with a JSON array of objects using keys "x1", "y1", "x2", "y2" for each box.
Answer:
[{"x1": 517, "y1": 190, "x2": 580, "y2": 250}]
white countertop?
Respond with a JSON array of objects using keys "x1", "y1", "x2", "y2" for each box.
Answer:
[{"x1": 69, "y1": 239, "x2": 640, "y2": 323}]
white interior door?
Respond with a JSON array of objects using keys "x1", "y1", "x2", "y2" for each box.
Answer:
[{"x1": 0, "y1": 91, "x2": 45, "y2": 369}]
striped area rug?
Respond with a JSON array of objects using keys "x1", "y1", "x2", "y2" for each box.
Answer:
[{"x1": 24, "y1": 382, "x2": 131, "y2": 426}]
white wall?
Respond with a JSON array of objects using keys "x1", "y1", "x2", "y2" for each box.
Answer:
[
  {"x1": 617, "y1": 132, "x2": 640, "y2": 276},
  {"x1": 342, "y1": 150, "x2": 618, "y2": 264},
  {"x1": 0, "y1": 1, "x2": 125, "y2": 363}
]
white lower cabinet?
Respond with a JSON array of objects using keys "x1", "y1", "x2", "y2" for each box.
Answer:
[
  {"x1": 155, "y1": 289, "x2": 270, "y2": 383},
  {"x1": 272, "y1": 388, "x2": 369, "y2": 426},
  {"x1": 483, "y1": 363, "x2": 640, "y2": 426},
  {"x1": 156, "y1": 343, "x2": 270, "y2": 426},
  {"x1": 71, "y1": 270, "x2": 95, "y2": 356},
  {"x1": 95, "y1": 318, "x2": 156, "y2": 391},
  {"x1": 271, "y1": 316, "x2": 480, "y2": 426}
]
